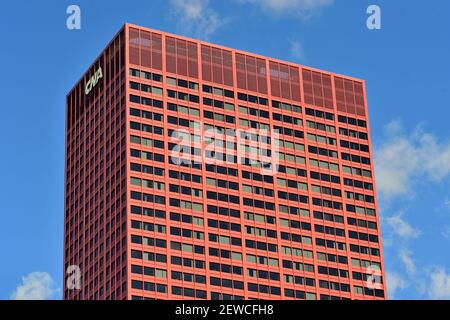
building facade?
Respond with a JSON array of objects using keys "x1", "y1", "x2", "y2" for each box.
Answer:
[{"x1": 64, "y1": 24, "x2": 387, "y2": 300}]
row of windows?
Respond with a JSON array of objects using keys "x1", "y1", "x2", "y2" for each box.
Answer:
[
  {"x1": 131, "y1": 234, "x2": 166, "y2": 248},
  {"x1": 171, "y1": 241, "x2": 205, "y2": 254},
  {"x1": 210, "y1": 277, "x2": 244, "y2": 290},
  {"x1": 282, "y1": 245, "x2": 313, "y2": 259},
  {"x1": 315, "y1": 224, "x2": 345, "y2": 238},
  {"x1": 203, "y1": 84, "x2": 234, "y2": 98},
  {"x1": 167, "y1": 89, "x2": 199, "y2": 103},
  {"x1": 312, "y1": 198, "x2": 342, "y2": 210},
  {"x1": 130, "y1": 121, "x2": 164, "y2": 135},
  {"x1": 343, "y1": 165, "x2": 372, "y2": 178},
  {"x1": 128, "y1": 73, "x2": 369, "y2": 139},
  {"x1": 167, "y1": 115, "x2": 197, "y2": 128},
  {"x1": 307, "y1": 133, "x2": 336, "y2": 146},
  {"x1": 242, "y1": 170, "x2": 274, "y2": 183},
  {"x1": 203, "y1": 97, "x2": 235, "y2": 110},
  {"x1": 238, "y1": 92, "x2": 268, "y2": 106},
  {"x1": 172, "y1": 286, "x2": 207, "y2": 299},
  {"x1": 346, "y1": 204, "x2": 376, "y2": 216},
  {"x1": 204, "y1": 110, "x2": 235, "y2": 124},
  {"x1": 278, "y1": 165, "x2": 307, "y2": 178},
  {"x1": 310, "y1": 171, "x2": 340, "y2": 184},
  {"x1": 172, "y1": 271, "x2": 206, "y2": 284},
  {"x1": 130, "y1": 163, "x2": 164, "y2": 176},
  {"x1": 170, "y1": 212, "x2": 204, "y2": 226},
  {"x1": 167, "y1": 76, "x2": 199, "y2": 91},
  {"x1": 342, "y1": 152, "x2": 371, "y2": 165},
  {"x1": 340, "y1": 140, "x2": 369, "y2": 153},
  {"x1": 349, "y1": 231, "x2": 379, "y2": 243},
  {"x1": 246, "y1": 239, "x2": 278, "y2": 252},
  {"x1": 131, "y1": 280, "x2": 167, "y2": 293},
  {"x1": 208, "y1": 218, "x2": 241, "y2": 233},
  {"x1": 239, "y1": 118, "x2": 270, "y2": 130},
  {"x1": 282, "y1": 260, "x2": 315, "y2": 273},
  {"x1": 243, "y1": 184, "x2": 274, "y2": 197},
  {"x1": 317, "y1": 251, "x2": 348, "y2": 264},
  {"x1": 273, "y1": 113, "x2": 302, "y2": 126},
  {"x1": 306, "y1": 120, "x2": 336, "y2": 134},
  {"x1": 207, "y1": 191, "x2": 240, "y2": 204},
  {"x1": 308, "y1": 145, "x2": 338, "y2": 159},
  {"x1": 243, "y1": 197, "x2": 275, "y2": 211},
  {"x1": 131, "y1": 220, "x2": 166, "y2": 234},
  {"x1": 129, "y1": 68, "x2": 163, "y2": 82},
  {"x1": 305, "y1": 107, "x2": 334, "y2": 120},
  {"x1": 170, "y1": 183, "x2": 203, "y2": 198},
  {"x1": 319, "y1": 280, "x2": 350, "y2": 293},
  {"x1": 273, "y1": 100, "x2": 302, "y2": 114},
  {"x1": 280, "y1": 232, "x2": 312, "y2": 245},
  {"x1": 130, "y1": 186, "x2": 374, "y2": 224},
  {"x1": 346, "y1": 191, "x2": 374, "y2": 203},
  {"x1": 284, "y1": 274, "x2": 318, "y2": 286},
  {"x1": 209, "y1": 247, "x2": 243, "y2": 261},
  {"x1": 130, "y1": 82, "x2": 164, "y2": 96},
  {"x1": 238, "y1": 105, "x2": 269, "y2": 118},
  {"x1": 344, "y1": 177, "x2": 373, "y2": 190},
  {"x1": 312, "y1": 184, "x2": 342, "y2": 197},
  {"x1": 171, "y1": 255, "x2": 206, "y2": 269},
  {"x1": 338, "y1": 115, "x2": 367, "y2": 128},
  {"x1": 246, "y1": 225, "x2": 277, "y2": 238},
  {"x1": 207, "y1": 178, "x2": 240, "y2": 193},
  {"x1": 210, "y1": 262, "x2": 242, "y2": 275},
  {"x1": 130, "y1": 205, "x2": 165, "y2": 219},
  {"x1": 273, "y1": 125, "x2": 304, "y2": 139},
  {"x1": 170, "y1": 226, "x2": 204, "y2": 240},
  {"x1": 131, "y1": 265, "x2": 166, "y2": 279},
  {"x1": 132, "y1": 240, "x2": 380, "y2": 283},
  {"x1": 131, "y1": 249, "x2": 167, "y2": 263},
  {"x1": 209, "y1": 233, "x2": 242, "y2": 247},
  {"x1": 130, "y1": 107, "x2": 163, "y2": 121},
  {"x1": 339, "y1": 127, "x2": 368, "y2": 140},
  {"x1": 131, "y1": 176, "x2": 164, "y2": 190},
  {"x1": 211, "y1": 292, "x2": 244, "y2": 300},
  {"x1": 316, "y1": 237, "x2": 346, "y2": 251},
  {"x1": 167, "y1": 102, "x2": 200, "y2": 117},
  {"x1": 350, "y1": 244, "x2": 380, "y2": 257},
  {"x1": 168, "y1": 170, "x2": 202, "y2": 184},
  {"x1": 130, "y1": 191, "x2": 166, "y2": 205},
  {"x1": 130, "y1": 94, "x2": 164, "y2": 107}
]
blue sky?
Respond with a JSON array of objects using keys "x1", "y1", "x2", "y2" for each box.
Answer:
[{"x1": 0, "y1": 0, "x2": 449, "y2": 300}]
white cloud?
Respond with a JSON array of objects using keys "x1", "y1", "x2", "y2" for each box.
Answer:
[
  {"x1": 239, "y1": 0, "x2": 334, "y2": 17},
  {"x1": 445, "y1": 198, "x2": 450, "y2": 209},
  {"x1": 428, "y1": 267, "x2": 450, "y2": 299},
  {"x1": 385, "y1": 214, "x2": 421, "y2": 239},
  {"x1": 386, "y1": 271, "x2": 408, "y2": 299},
  {"x1": 289, "y1": 39, "x2": 305, "y2": 61},
  {"x1": 399, "y1": 249, "x2": 416, "y2": 275},
  {"x1": 442, "y1": 226, "x2": 450, "y2": 239},
  {"x1": 375, "y1": 121, "x2": 450, "y2": 200},
  {"x1": 169, "y1": 0, "x2": 224, "y2": 40},
  {"x1": 11, "y1": 272, "x2": 56, "y2": 300}
]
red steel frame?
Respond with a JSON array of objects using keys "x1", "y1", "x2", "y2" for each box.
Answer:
[{"x1": 64, "y1": 23, "x2": 387, "y2": 300}]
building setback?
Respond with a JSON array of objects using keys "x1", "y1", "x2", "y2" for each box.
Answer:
[{"x1": 64, "y1": 23, "x2": 387, "y2": 300}]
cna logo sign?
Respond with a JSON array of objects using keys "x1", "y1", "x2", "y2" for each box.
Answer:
[{"x1": 85, "y1": 68, "x2": 103, "y2": 95}]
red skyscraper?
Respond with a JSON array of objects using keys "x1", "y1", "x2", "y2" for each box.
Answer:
[{"x1": 64, "y1": 24, "x2": 387, "y2": 300}]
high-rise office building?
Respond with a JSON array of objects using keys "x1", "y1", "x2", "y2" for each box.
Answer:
[{"x1": 64, "y1": 24, "x2": 386, "y2": 300}]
